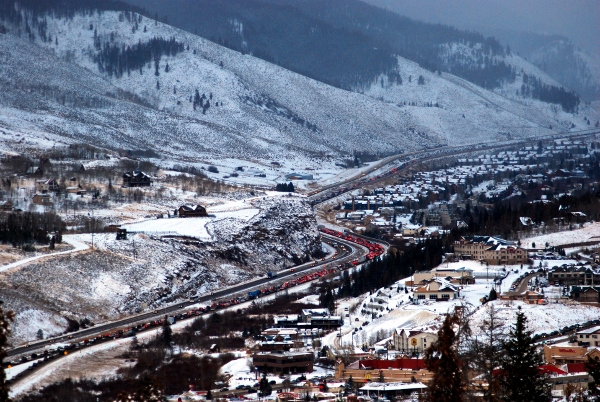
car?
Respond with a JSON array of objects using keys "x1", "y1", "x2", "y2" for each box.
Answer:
[
  {"x1": 220, "y1": 387, "x2": 229, "y2": 392},
  {"x1": 247, "y1": 389, "x2": 257, "y2": 394},
  {"x1": 269, "y1": 380, "x2": 276, "y2": 385},
  {"x1": 291, "y1": 269, "x2": 295, "y2": 272},
  {"x1": 336, "y1": 333, "x2": 341, "y2": 337},
  {"x1": 355, "y1": 317, "x2": 359, "y2": 321}
]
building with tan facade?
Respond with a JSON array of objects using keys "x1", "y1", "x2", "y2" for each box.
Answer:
[{"x1": 454, "y1": 236, "x2": 527, "y2": 265}]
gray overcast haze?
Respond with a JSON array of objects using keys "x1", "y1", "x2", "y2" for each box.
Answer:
[{"x1": 365, "y1": 0, "x2": 600, "y2": 56}]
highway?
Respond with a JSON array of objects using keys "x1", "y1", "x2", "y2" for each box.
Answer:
[
  {"x1": 308, "y1": 128, "x2": 600, "y2": 206},
  {"x1": 6, "y1": 233, "x2": 367, "y2": 360}
]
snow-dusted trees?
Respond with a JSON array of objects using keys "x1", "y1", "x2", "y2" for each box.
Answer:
[
  {"x1": 0, "y1": 301, "x2": 15, "y2": 401},
  {"x1": 94, "y1": 37, "x2": 184, "y2": 79},
  {"x1": 499, "y1": 307, "x2": 551, "y2": 402},
  {"x1": 423, "y1": 312, "x2": 464, "y2": 402},
  {"x1": 467, "y1": 304, "x2": 505, "y2": 402},
  {"x1": 586, "y1": 356, "x2": 600, "y2": 400}
]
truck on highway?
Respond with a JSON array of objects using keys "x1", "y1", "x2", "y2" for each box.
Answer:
[
  {"x1": 248, "y1": 290, "x2": 261, "y2": 299},
  {"x1": 267, "y1": 271, "x2": 277, "y2": 279}
]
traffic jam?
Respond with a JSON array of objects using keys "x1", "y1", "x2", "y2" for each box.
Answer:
[{"x1": 5, "y1": 229, "x2": 386, "y2": 378}]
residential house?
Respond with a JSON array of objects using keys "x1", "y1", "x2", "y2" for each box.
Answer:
[
  {"x1": 413, "y1": 278, "x2": 459, "y2": 301},
  {"x1": 570, "y1": 286, "x2": 600, "y2": 303},
  {"x1": 122, "y1": 170, "x2": 152, "y2": 187},
  {"x1": 576, "y1": 326, "x2": 600, "y2": 347},
  {"x1": 178, "y1": 204, "x2": 208, "y2": 217},
  {"x1": 32, "y1": 193, "x2": 52, "y2": 206},
  {"x1": 0, "y1": 201, "x2": 13, "y2": 212}
]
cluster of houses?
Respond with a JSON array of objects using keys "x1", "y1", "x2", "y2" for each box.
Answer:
[{"x1": 336, "y1": 139, "x2": 600, "y2": 242}]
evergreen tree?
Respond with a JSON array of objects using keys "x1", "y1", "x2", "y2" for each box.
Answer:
[
  {"x1": 206, "y1": 389, "x2": 212, "y2": 400},
  {"x1": 424, "y1": 312, "x2": 463, "y2": 402},
  {"x1": 488, "y1": 288, "x2": 497, "y2": 301},
  {"x1": 344, "y1": 376, "x2": 354, "y2": 395},
  {"x1": 499, "y1": 307, "x2": 551, "y2": 402},
  {"x1": 161, "y1": 317, "x2": 172, "y2": 349},
  {"x1": 259, "y1": 372, "x2": 272, "y2": 396},
  {"x1": 586, "y1": 355, "x2": 600, "y2": 399},
  {"x1": 0, "y1": 301, "x2": 15, "y2": 401},
  {"x1": 36, "y1": 328, "x2": 44, "y2": 340}
]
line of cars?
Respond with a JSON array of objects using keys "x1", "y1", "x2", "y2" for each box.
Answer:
[
  {"x1": 319, "y1": 228, "x2": 385, "y2": 261},
  {"x1": 533, "y1": 319, "x2": 600, "y2": 342}
]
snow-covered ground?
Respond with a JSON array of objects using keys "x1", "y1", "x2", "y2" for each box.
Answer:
[
  {"x1": 122, "y1": 208, "x2": 259, "y2": 241},
  {"x1": 322, "y1": 257, "x2": 600, "y2": 353},
  {"x1": 0, "y1": 235, "x2": 88, "y2": 274},
  {"x1": 521, "y1": 221, "x2": 600, "y2": 248}
]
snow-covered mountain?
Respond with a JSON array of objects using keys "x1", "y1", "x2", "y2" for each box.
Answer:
[
  {"x1": 529, "y1": 39, "x2": 600, "y2": 102},
  {"x1": 0, "y1": 8, "x2": 598, "y2": 172}
]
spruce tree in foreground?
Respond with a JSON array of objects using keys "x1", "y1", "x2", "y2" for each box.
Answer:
[
  {"x1": 587, "y1": 355, "x2": 600, "y2": 400},
  {"x1": 0, "y1": 301, "x2": 15, "y2": 402},
  {"x1": 499, "y1": 307, "x2": 551, "y2": 402},
  {"x1": 424, "y1": 312, "x2": 463, "y2": 402},
  {"x1": 161, "y1": 317, "x2": 173, "y2": 349}
]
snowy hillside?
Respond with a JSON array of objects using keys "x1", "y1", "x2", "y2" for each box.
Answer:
[
  {"x1": 0, "y1": 10, "x2": 444, "y2": 164},
  {"x1": 1, "y1": 8, "x2": 597, "y2": 178},
  {"x1": 364, "y1": 53, "x2": 599, "y2": 144},
  {"x1": 529, "y1": 40, "x2": 600, "y2": 102},
  {"x1": 0, "y1": 195, "x2": 320, "y2": 344}
]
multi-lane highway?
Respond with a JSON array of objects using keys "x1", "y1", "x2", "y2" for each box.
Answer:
[
  {"x1": 309, "y1": 128, "x2": 600, "y2": 207},
  {"x1": 6, "y1": 233, "x2": 366, "y2": 360}
]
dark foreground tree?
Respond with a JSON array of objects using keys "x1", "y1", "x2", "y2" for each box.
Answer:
[
  {"x1": 0, "y1": 301, "x2": 15, "y2": 402},
  {"x1": 499, "y1": 307, "x2": 551, "y2": 402},
  {"x1": 161, "y1": 317, "x2": 172, "y2": 349},
  {"x1": 587, "y1": 355, "x2": 600, "y2": 399},
  {"x1": 424, "y1": 312, "x2": 463, "y2": 402},
  {"x1": 259, "y1": 372, "x2": 272, "y2": 396}
]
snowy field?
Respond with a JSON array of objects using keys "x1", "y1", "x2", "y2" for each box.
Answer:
[
  {"x1": 323, "y1": 257, "x2": 600, "y2": 352},
  {"x1": 521, "y1": 221, "x2": 600, "y2": 248},
  {"x1": 121, "y1": 208, "x2": 259, "y2": 241}
]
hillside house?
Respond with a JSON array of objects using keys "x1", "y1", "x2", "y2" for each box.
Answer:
[
  {"x1": 413, "y1": 278, "x2": 459, "y2": 301},
  {"x1": 576, "y1": 326, "x2": 600, "y2": 347},
  {"x1": 122, "y1": 170, "x2": 152, "y2": 187},
  {"x1": 0, "y1": 201, "x2": 13, "y2": 212},
  {"x1": 25, "y1": 166, "x2": 43, "y2": 177},
  {"x1": 570, "y1": 286, "x2": 600, "y2": 303},
  {"x1": 392, "y1": 329, "x2": 438, "y2": 354},
  {"x1": 178, "y1": 204, "x2": 208, "y2": 217},
  {"x1": 36, "y1": 178, "x2": 60, "y2": 193},
  {"x1": 32, "y1": 193, "x2": 52, "y2": 206}
]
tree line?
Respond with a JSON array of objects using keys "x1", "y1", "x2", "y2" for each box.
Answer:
[
  {"x1": 0, "y1": 212, "x2": 65, "y2": 247},
  {"x1": 93, "y1": 36, "x2": 185, "y2": 79},
  {"x1": 520, "y1": 73, "x2": 580, "y2": 112}
]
